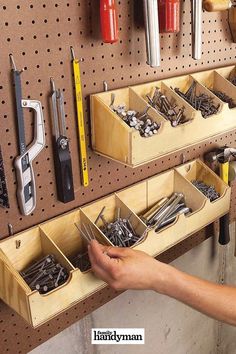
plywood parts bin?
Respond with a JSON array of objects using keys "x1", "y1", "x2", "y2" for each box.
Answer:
[
  {"x1": 0, "y1": 159, "x2": 230, "y2": 327},
  {"x1": 91, "y1": 65, "x2": 236, "y2": 167}
]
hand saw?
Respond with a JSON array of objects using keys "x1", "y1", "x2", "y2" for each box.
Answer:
[{"x1": 10, "y1": 54, "x2": 45, "y2": 216}]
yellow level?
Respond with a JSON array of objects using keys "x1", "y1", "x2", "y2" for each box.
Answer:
[{"x1": 71, "y1": 47, "x2": 89, "y2": 187}]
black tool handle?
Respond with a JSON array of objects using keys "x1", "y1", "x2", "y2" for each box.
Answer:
[
  {"x1": 54, "y1": 136, "x2": 75, "y2": 203},
  {"x1": 219, "y1": 213, "x2": 230, "y2": 245}
]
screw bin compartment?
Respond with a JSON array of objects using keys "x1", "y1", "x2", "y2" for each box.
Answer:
[
  {"x1": 191, "y1": 70, "x2": 236, "y2": 109},
  {"x1": 0, "y1": 225, "x2": 105, "y2": 327},
  {"x1": 81, "y1": 193, "x2": 147, "y2": 248},
  {"x1": 0, "y1": 160, "x2": 231, "y2": 327},
  {"x1": 91, "y1": 87, "x2": 164, "y2": 166},
  {"x1": 91, "y1": 66, "x2": 236, "y2": 167},
  {"x1": 176, "y1": 159, "x2": 230, "y2": 215},
  {"x1": 40, "y1": 209, "x2": 107, "y2": 272}
]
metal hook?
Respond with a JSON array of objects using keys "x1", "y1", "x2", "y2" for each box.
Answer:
[
  {"x1": 70, "y1": 46, "x2": 84, "y2": 62},
  {"x1": 9, "y1": 54, "x2": 16, "y2": 71},
  {"x1": 8, "y1": 223, "x2": 14, "y2": 236},
  {"x1": 103, "y1": 81, "x2": 108, "y2": 92},
  {"x1": 50, "y1": 77, "x2": 56, "y2": 92},
  {"x1": 9, "y1": 53, "x2": 24, "y2": 73}
]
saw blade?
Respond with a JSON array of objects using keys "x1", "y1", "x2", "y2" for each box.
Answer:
[{"x1": 0, "y1": 146, "x2": 10, "y2": 208}]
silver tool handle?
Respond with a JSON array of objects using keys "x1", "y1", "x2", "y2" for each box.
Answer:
[
  {"x1": 14, "y1": 100, "x2": 45, "y2": 215},
  {"x1": 192, "y1": 0, "x2": 202, "y2": 60},
  {"x1": 143, "y1": 0, "x2": 161, "y2": 67}
]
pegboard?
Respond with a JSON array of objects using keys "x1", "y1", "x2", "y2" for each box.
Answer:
[{"x1": 1, "y1": 0, "x2": 236, "y2": 352}]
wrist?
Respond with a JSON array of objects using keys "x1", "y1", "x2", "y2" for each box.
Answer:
[{"x1": 152, "y1": 261, "x2": 180, "y2": 295}]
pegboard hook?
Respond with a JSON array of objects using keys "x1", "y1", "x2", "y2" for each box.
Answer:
[
  {"x1": 9, "y1": 54, "x2": 24, "y2": 74},
  {"x1": 70, "y1": 46, "x2": 84, "y2": 63},
  {"x1": 70, "y1": 46, "x2": 76, "y2": 61}
]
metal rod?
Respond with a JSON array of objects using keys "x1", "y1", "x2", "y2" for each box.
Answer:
[
  {"x1": 143, "y1": 0, "x2": 161, "y2": 67},
  {"x1": 192, "y1": 0, "x2": 202, "y2": 60}
]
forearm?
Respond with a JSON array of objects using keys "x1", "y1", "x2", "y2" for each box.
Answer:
[{"x1": 156, "y1": 263, "x2": 236, "y2": 326}]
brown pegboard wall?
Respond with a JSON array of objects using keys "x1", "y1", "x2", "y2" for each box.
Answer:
[
  {"x1": 0, "y1": 0, "x2": 236, "y2": 237},
  {"x1": 1, "y1": 0, "x2": 236, "y2": 353}
]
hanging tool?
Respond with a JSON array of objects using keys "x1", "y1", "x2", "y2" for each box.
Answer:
[
  {"x1": 191, "y1": 0, "x2": 202, "y2": 60},
  {"x1": 10, "y1": 54, "x2": 45, "y2": 216},
  {"x1": 50, "y1": 78, "x2": 75, "y2": 203},
  {"x1": 0, "y1": 147, "x2": 9, "y2": 209},
  {"x1": 143, "y1": 0, "x2": 161, "y2": 67},
  {"x1": 158, "y1": 0, "x2": 180, "y2": 33},
  {"x1": 205, "y1": 147, "x2": 236, "y2": 245},
  {"x1": 70, "y1": 47, "x2": 89, "y2": 187},
  {"x1": 203, "y1": 0, "x2": 232, "y2": 11},
  {"x1": 100, "y1": 0, "x2": 119, "y2": 43},
  {"x1": 203, "y1": 1, "x2": 236, "y2": 43}
]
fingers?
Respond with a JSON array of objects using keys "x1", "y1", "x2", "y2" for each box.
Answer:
[
  {"x1": 88, "y1": 240, "x2": 113, "y2": 271},
  {"x1": 106, "y1": 245, "x2": 128, "y2": 259}
]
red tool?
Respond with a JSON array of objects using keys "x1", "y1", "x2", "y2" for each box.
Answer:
[
  {"x1": 158, "y1": 0, "x2": 180, "y2": 33},
  {"x1": 100, "y1": 0, "x2": 119, "y2": 43}
]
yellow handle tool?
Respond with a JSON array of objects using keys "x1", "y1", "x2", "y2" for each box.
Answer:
[
  {"x1": 203, "y1": 0, "x2": 232, "y2": 11},
  {"x1": 70, "y1": 47, "x2": 89, "y2": 187},
  {"x1": 219, "y1": 161, "x2": 229, "y2": 184}
]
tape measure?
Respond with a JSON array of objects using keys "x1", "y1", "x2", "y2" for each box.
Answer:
[{"x1": 70, "y1": 47, "x2": 89, "y2": 187}]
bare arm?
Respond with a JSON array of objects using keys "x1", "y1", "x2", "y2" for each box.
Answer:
[{"x1": 88, "y1": 240, "x2": 236, "y2": 326}]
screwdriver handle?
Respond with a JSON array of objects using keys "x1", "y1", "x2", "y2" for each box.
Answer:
[
  {"x1": 203, "y1": 0, "x2": 232, "y2": 11},
  {"x1": 219, "y1": 213, "x2": 230, "y2": 245},
  {"x1": 158, "y1": 0, "x2": 180, "y2": 33},
  {"x1": 100, "y1": 0, "x2": 118, "y2": 43}
]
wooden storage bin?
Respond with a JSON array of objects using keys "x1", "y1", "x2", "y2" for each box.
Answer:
[
  {"x1": 40, "y1": 209, "x2": 107, "y2": 271},
  {"x1": 118, "y1": 159, "x2": 231, "y2": 257},
  {"x1": 91, "y1": 87, "x2": 164, "y2": 166},
  {"x1": 215, "y1": 65, "x2": 236, "y2": 84},
  {"x1": 91, "y1": 66, "x2": 236, "y2": 167},
  {"x1": 0, "y1": 160, "x2": 231, "y2": 327},
  {"x1": 0, "y1": 225, "x2": 106, "y2": 327},
  {"x1": 81, "y1": 193, "x2": 147, "y2": 247},
  {"x1": 192, "y1": 70, "x2": 236, "y2": 108}
]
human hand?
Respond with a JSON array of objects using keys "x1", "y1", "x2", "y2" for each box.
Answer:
[{"x1": 88, "y1": 240, "x2": 169, "y2": 292}]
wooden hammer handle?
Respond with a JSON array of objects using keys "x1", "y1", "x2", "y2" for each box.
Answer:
[{"x1": 203, "y1": 0, "x2": 232, "y2": 11}]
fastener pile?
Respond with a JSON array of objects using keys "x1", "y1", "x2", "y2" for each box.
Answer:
[
  {"x1": 192, "y1": 180, "x2": 220, "y2": 202},
  {"x1": 111, "y1": 104, "x2": 160, "y2": 137},
  {"x1": 20, "y1": 254, "x2": 69, "y2": 294},
  {"x1": 147, "y1": 87, "x2": 187, "y2": 127},
  {"x1": 229, "y1": 75, "x2": 236, "y2": 86},
  {"x1": 70, "y1": 252, "x2": 91, "y2": 272},
  {"x1": 211, "y1": 89, "x2": 236, "y2": 109},
  {"x1": 96, "y1": 207, "x2": 143, "y2": 247},
  {"x1": 141, "y1": 192, "x2": 191, "y2": 232},
  {"x1": 174, "y1": 81, "x2": 220, "y2": 118}
]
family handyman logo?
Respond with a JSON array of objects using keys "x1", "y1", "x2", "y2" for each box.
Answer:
[{"x1": 91, "y1": 328, "x2": 145, "y2": 345}]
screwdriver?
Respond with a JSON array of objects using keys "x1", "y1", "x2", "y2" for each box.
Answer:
[{"x1": 100, "y1": 0, "x2": 119, "y2": 43}]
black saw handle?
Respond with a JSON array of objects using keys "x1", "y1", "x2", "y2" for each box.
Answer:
[{"x1": 54, "y1": 136, "x2": 75, "y2": 203}]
